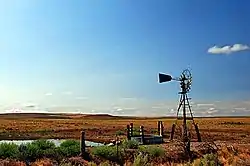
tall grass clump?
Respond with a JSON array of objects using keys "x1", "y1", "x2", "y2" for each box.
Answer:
[
  {"x1": 199, "y1": 153, "x2": 221, "y2": 166},
  {"x1": 133, "y1": 153, "x2": 150, "y2": 166},
  {"x1": 139, "y1": 145, "x2": 165, "y2": 158},
  {"x1": 91, "y1": 146, "x2": 118, "y2": 160},
  {"x1": 24, "y1": 139, "x2": 58, "y2": 161},
  {"x1": 122, "y1": 140, "x2": 139, "y2": 149},
  {"x1": 58, "y1": 140, "x2": 80, "y2": 158},
  {"x1": 0, "y1": 143, "x2": 20, "y2": 159},
  {"x1": 186, "y1": 153, "x2": 222, "y2": 166},
  {"x1": 91, "y1": 145, "x2": 124, "y2": 165}
]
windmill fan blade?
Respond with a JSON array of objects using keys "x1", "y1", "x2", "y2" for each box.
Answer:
[{"x1": 158, "y1": 73, "x2": 173, "y2": 83}]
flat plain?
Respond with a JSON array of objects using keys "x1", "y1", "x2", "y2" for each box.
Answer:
[{"x1": 0, "y1": 113, "x2": 249, "y2": 144}]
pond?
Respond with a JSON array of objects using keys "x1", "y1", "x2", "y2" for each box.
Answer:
[{"x1": 0, "y1": 139, "x2": 104, "y2": 147}]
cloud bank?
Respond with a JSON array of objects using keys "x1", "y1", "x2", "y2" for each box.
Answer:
[
  {"x1": 208, "y1": 44, "x2": 249, "y2": 55},
  {"x1": 1, "y1": 99, "x2": 250, "y2": 117}
]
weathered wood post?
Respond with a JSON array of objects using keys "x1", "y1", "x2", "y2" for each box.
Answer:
[
  {"x1": 159, "y1": 121, "x2": 164, "y2": 137},
  {"x1": 194, "y1": 123, "x2": 202, "y2": 142},
  {"x1": 170, "y1": 123, "x2": 176, "y2": 140},
  {"x1": 80, "y1": 131, "x2": 86, "y2": 158},
  {"x1": 116, "y1": 135, "x2": 119, "y2": 159},
  {"x1": 130, "y1": 123, "x2": 133, "y2": 137},
  {"x1": 126, "y1": 124, "x2": 131, "y2": 140},
  {"x1": 157, "y1": 121, "x2": 161, "y2": 135},
  {"x1": 140, "y1": 126, "x2": 145, "y2": 144}
]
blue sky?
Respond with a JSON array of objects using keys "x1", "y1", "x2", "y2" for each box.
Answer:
[{"x1": 0, "y1": 0, "x2": 250, "y2": 116}]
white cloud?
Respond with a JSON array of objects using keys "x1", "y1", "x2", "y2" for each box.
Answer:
[
  {"x1": 119, "y1": 97, "x2": 138, "y2": 101},
  {"x1": 202, "y1": 108, "x2": 219, "y2": 115},
  {"x1": 75, "y1": 96, "x2": 89, "y2": 100},
  {"x1": 3, "y1": 98, "x2": 250, "y2": 117},
  {"x1": 62, "y1": 91, "x2": 73, "y2": 95},
  {"x1": 170, "y1": 108, "x2": 175, "y2": 113},
  {"x1": 196, "y1": 103, "x2": 215, "y2": 107},
  {"x1": 23, "y1": 103, "x2": 36, "y2": 108},
  {"x1": 45, "y1": 93, "x2": 52, "y2": 96},
  {"x1": 234, "y1": 107, "x2": 246, "y2": 111},
  {"x1": 116, "y1": 108, "x2": 123, "y2": 111},
  {"x1": 208, "y1": 44, "x2": 249, "y2": 55}
]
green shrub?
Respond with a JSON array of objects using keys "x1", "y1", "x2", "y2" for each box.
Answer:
[
  {"x1": 24, "y1": 139, "x2": 59, "y2": 161},
  {"x1": 91, "y1": 146, "x2": 121, "y2": 161},
  {"x1": 122, "y1": 140, "x2": 139, "y2": 149},
  {"x1": 199, "y1": 153, "x2": 221, "y2": 166},
  {"x1": 139, "y1": 146, "x2": 165, "y2": 158},
  {"x1": 133, "y1": 153, "x2": 150, "y2": 166},
  {"x1": 0, "y1": 143, "x2": 20, "y2": 159},
  {"x1": 58, "y1": 140, "x2": 80, "y2": 158}
]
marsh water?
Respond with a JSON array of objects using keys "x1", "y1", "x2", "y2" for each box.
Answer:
[{"x1": 0, "y1": 139, "x2": 103, "y2": 147}]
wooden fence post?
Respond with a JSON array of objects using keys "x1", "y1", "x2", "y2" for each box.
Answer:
[
  {"x1": 130, "y1": 123, "x2": 133, "y2": 137},
  {"x1": 157, "y1": 121, "x2": 161, "y2": 135},
  {"x1": 127, "y1": 124, "x2": 131, "y2": 140},
  {"x1": 140, "y1": 126, "x2": 145, "y2": 144},
  {"x1": 80, "y1": 131, "x2": 86, "y2": 158},
  {"x1": 170, "y1": 123, "x2": 176, "y2": 140},
  {"x1": 159, "y1": 121, "x2": 164, "y2": 136},
  {"x1": 195, "y1": 123, "x2": 202, "y2": 142}
]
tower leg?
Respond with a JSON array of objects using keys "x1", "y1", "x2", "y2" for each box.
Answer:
[
  {"x1": 170, "y1": 95, "x2": 183, "y2": 141},
  {"x1": 186, "y1": 95, "x2": 202, "y2": 142},
  {"x1": 182, "y1": 93, "x2": 188, "y2": 143}
]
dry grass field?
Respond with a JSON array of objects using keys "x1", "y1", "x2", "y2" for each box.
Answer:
[
  {"x1": 0, "y1": 113, "x2": 249, "y2": 144},
  {"x1": 0, "y1": 113, "x2": 250, "y2": 165}
]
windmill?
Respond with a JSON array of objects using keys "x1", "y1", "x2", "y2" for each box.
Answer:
[{"x1": 158, "y1": 69, "x2": 202, "y2": 146}]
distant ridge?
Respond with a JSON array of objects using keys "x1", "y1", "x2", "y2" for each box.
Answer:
[{"x1": 0, "y1": 112, "x2": 249, "y2": 120}]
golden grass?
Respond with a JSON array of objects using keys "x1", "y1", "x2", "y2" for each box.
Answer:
[{"x1": 0, "y1": 114, "x2": 250, "y2": 143}]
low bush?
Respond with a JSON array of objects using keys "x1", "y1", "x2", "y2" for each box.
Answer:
[
  {"x1": 139, "y1": 145, "x2": 165, "y2": 158},
  {"x1": 58, "y1": 140, "x2": 80, "y2": 158},
  {"x1": 91, "y1": 146, "x2": 119, "y2": 160},
  {"x1": 0, "y1": 143, "x2": 20, "y2": 159},
  {"x1": 133, "y1": 153, "x2": 150, "y2": 166},
  {"x1": 91, "y1": 145, "x2": 125, "y2": 165},
  {"x1": 24, "y1": 139, "x2": 59, "y2": 161},
  {"x1": 122, "y1": 140, "x2": 139, "y2": 149},
  {"x1": 200, "y1": 153, "x2": 221, "y2": 166},
  {"x1": 186, "y1": 153, "x2": 222, "y2": 166},
  {"x1": 0, "y1": 140, "x2": 82, "y2": 162}
]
